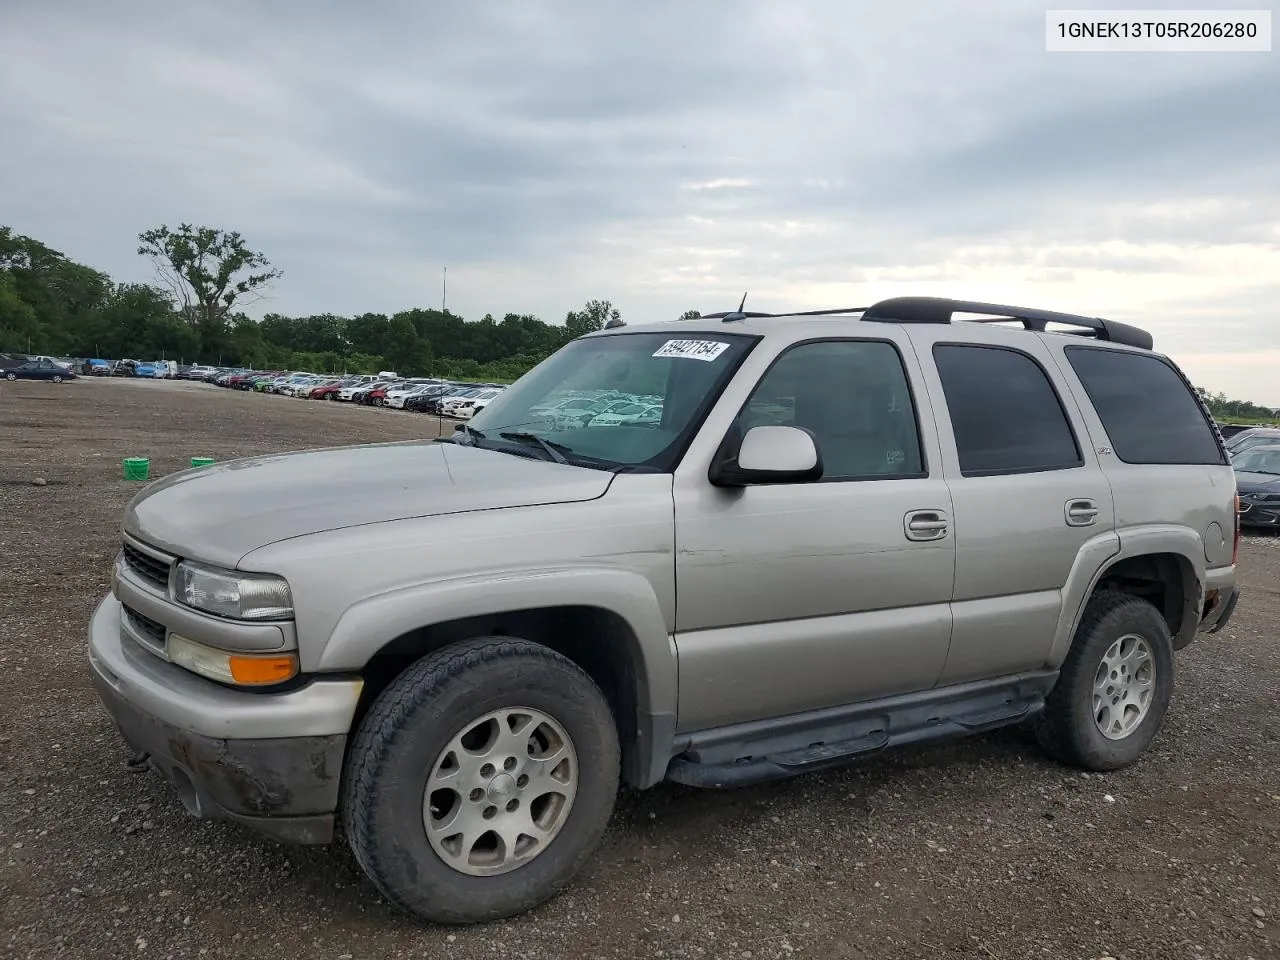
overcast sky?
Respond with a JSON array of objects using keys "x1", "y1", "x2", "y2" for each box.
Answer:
[{"x1": 1, "y1": 1, "x2": 1277, "y2": 401}]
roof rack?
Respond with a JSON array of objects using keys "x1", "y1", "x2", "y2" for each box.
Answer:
[
  {"x1": 859, "y1": 297, "x2": 1153, "y2": 350},
  {"x1": 699, "y1": 296, "x2": 1152, "y2": 350}
]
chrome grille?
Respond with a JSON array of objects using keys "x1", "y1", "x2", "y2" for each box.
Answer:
[{"x1": 122, "y1": 542, "x2": 171, "y2": 591}]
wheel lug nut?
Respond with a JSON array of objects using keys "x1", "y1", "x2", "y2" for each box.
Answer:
[
  {"x1": 469, "y1": 788, "x2": 484, "y2": 802},
  {"x1": 480, "y1": 764, "x2": 495, "y2": 778},
  {"x1": 504, "y1": 757, "x2": 517, "y2": 772},
  {"x1": 517, "y1": 774, "x2": 529, "y2": 788},
  {"x1": 506, "y1": 799, "x2": 519, "y2": 813},
  {"x1": 482, "y1": 806, "x2": 497, "y2": 820}
]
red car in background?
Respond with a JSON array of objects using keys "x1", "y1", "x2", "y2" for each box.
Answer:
[{"x1": 307, "y1": 378, "x2": 363, "y2": 400}]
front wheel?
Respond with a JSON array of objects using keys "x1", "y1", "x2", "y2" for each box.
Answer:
[
  {"x1": 1036, "y1": 590, "x2": 1175, "y2": 771},
  {"x1": 342, "y1": 637, "x2": 620, "y2": 924},
  {"x1": 52, "y1": 375, "x2": 63, "y2": 383},
  {"x1": 4, "y1": 372, "x2": 16, "y2": 381}
]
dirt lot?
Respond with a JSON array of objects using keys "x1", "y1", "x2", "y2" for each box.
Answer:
[{"x1": 1, "y1": 377, "x2": 1277, "y2": 960}]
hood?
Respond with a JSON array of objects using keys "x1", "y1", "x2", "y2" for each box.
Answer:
[
  {"x1": 1234, "y1": 470, "x2": 1280, "y2": 493},
  {"x1": 124, "y1": 441, "x2": 613, "y2": 567}
]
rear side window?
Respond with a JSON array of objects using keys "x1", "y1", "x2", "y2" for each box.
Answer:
[
  {"x1": 1065, "y1": 347, "x2": 1224, "y2": 465},
  {"x1": 933, "y1": 344, "x2": 1083, "y2": 477}
]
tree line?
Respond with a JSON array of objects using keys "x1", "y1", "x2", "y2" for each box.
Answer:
[
  {"x1": 0, "y1": 224, "x2": 689, "y2": 382},
  {"x1": 3, "y1": 222, "x2": 1273, "y2": 412}
]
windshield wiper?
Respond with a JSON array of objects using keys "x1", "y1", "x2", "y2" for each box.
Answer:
[{"x1": 499, "y1": 431, "x2": 571, "y2": 464}]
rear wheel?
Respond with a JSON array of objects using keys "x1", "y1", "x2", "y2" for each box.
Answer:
[
  {"x1": 52, "y1": 375, "x2": 63, "y2": 383},
  {"x1": 5, "y1": 372, "x2": 16, "y2": 381},
  {"x1": 342, "y1": 637, "x2": 620, "y2": 924},
  {"x1": 1037, "y1": 590, "x2": 1175, "y2": 770}
]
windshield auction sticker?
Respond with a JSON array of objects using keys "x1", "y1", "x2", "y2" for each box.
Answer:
[{"x1": 653, "y1": 339, "x2": 731, "y2": 362}]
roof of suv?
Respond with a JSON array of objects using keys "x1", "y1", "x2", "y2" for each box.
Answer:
[{"x1": 596, "y1": 296, "x2": 1155, "y2": 353}]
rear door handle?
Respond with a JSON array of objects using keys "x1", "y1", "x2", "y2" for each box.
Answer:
[
  {"x1": 905, "y1": 510, "x2": 949, "y2": 541},
  {"x1": 1065, "y1": 498, "x2": 1100, "y2": 526}
]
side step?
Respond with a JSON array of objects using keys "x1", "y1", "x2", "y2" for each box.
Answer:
[
  {"x1": 665, "y1": 672, "x2": 1055, "y2": 790},
  {"x1": 667, "y1": 731, "x2": 890, "y2": 788}
]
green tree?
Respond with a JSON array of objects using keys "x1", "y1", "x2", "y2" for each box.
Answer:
[
  {"x1": 137, "y1": 224, "x2": 282, "y2": 343},
  {"x1": 679, "y1": 309, "x2": 702, "y2": 320},
  {"x1": 0, "y1": 271, "x2": 39, "y2": 352},
  {"x1": 564, "y1": 299, "x2": 621, "y2": 340},
  {"x1": 346, "y1": 312, "x2": 391, "y2": 357},
  {"x1": 384, "y1": 314, "x2": 433, "y2": 374}
]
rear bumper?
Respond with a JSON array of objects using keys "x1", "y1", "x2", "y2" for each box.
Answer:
[
  {"x1": 88, "y1": 595, "x2": 361, "y2": 844},
  {"x1": 1202, "y1": 587, "x2": 1240, "y2": 635},
  {"x1": 1197, "y1": 563, "x2": 1240, "y2": 636}
]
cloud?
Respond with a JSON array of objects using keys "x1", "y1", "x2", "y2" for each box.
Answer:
[{"x1": 0, "y1": 0, "x2": 1277, "y2": 400}]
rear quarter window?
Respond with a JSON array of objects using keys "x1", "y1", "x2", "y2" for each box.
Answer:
[{"x1": 1064, "y1": 346, "x2": 1225, "y2": 465}]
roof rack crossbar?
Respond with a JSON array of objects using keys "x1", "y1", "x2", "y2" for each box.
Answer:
[{"x1": 859, "y1": 297, "x2": 1153, "y2": 350}]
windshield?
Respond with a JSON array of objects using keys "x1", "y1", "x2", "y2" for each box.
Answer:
[
  {"x1": 1234, "y1": 447, "x2": 1280, "y2": 475},
  {"x1": 465, "y1": 330, "x2": 756, "y2": 470},
  {"x1": 1229, "y1": 432, "x2": 1280, "y2": 457}
]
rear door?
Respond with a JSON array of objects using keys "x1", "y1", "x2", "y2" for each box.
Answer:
[
  {"x1": 903, "y1": 323, "x2": 1117, "y2": 686},
  {"x1": 1050, "y1": 344, "x2": 1236, "y2": 570}
]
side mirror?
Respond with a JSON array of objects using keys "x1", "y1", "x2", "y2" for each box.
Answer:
[{"x1": 709, "y1": 424, "x2": 823, "y2": 487}]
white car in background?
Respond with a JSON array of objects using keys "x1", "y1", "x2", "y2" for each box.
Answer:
[
  {"x1": 338, "y1": 378, "x2": 386, "y2": 401},
  {"x1": 441, "y1": 387, "x2": 502, "y2": 419},
  {"x1": 453, "y1": 388, "x2": 505, "y2": 419},
  {"x1": 588, "y1": 401, "x2": 662, "y2": 427},
  {"x1": 383, "y1": 380, "x2": 441, "y2": 408},
  {"x1": 279, "y1": 376, "x2": 323, "y2": 397}
]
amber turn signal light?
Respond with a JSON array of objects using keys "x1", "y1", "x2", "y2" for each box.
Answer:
[{"x1": 229, "y1": 654, "x2": 299, "y2": 685}]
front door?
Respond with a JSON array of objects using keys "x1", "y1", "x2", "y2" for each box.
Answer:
[{"x1": 672, "y1": 332, "x2": 956, "y2": 733}]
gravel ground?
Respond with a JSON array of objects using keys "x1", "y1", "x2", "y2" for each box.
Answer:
[{"x1": 1, "y1": 377, "x2": 1277, "y2": 960}]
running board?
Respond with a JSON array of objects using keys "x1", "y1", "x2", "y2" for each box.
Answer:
[{"x1": 665, "y1": 672, "x2": 1056, "y2": 790}]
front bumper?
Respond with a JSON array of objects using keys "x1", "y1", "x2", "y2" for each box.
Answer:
[
  {"x1": 88, "y1": 595, "x2": 362, "y2": 844},
  {"x1": 1238, "y1": 498, "x2": 1280, "y2": 527}
]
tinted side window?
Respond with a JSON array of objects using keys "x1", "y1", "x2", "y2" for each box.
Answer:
[
  {"x1": 738, "y1": 340, "x2": 924, "y2": 479},
  {"x1": 933, "y1": 344, "x2": 1082, "y2": 477},
  {"x1": 1065, "y1": 347, "x2": 1224, "y2": 465}
]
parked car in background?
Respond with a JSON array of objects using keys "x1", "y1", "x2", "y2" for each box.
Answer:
[
  {"x1": 4, "y1": 358, "x2": 77, "y2": 382},
  {"x1": 184, "y1": 364, "x2": 218, "y2": 381},
  {"x1": 441, "y1": 387, "x2": 504, "y2": 419},
  {"x1": 1226, "y1": 427, "x2": 1280, "y2": 458},
  {"x1": 403, "y1": 383, "x2": 459, "y2": 412},
  {"x1": 341, "y1": 379, "x2": 392, "y2": 403},
  {"x1": 309, "y1": 378, "x2": 361, "y2": 401},
  {"x1": 1232, "y1": 443, "x2": 1280, "y2": 529},
  {"x1": 1217, "y1": 423, "x2": 1253, "y2": 440},
  {"x1": 588, "y1": 400, "x2": 663, "y2": 428}
]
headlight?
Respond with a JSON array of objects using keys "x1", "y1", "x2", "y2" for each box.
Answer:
[{"x1": 175, "y1": 561, "x2": 293, "y2": 621}]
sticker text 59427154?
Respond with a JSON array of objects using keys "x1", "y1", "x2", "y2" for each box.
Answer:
[{"x1": 652, "y1": 339, "x2": 731, "y2": 362}]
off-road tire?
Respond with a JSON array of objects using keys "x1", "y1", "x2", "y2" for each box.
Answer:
[
  {"x1": 341, "y1": 637, "x2": 620, "y2": 925},
  {"x1": 1036, "y1": 590, "x2": 1175, "y2": 770}
]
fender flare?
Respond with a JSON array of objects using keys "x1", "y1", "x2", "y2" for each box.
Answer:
[
  {"x1": 321, "y1": 566, "x2": 679, "y2": 786},
  {"x1": 1047, "y1": 525, "x2": 1205, "y2": 667}
]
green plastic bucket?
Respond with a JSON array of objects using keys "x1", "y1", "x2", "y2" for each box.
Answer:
[
  {"x1": 190, "y1": 457, "x2": 215, "y2": 468},
  {"x1": 122, "y1": 457, "x2": 150, "y2": 481}
]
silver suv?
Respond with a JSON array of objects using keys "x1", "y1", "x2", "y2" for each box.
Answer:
[{"x1": 88, "y1": 296, "x2": 1241, "y2": 924}]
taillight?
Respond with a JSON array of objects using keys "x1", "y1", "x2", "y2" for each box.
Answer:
[{"x1": 1233, "y1": 494, "x2": 1241, "y2": 565}]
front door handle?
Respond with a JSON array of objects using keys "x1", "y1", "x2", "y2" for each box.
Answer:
[
  {"x1": 905, "y1": 510, "x2": 949, "y2": 541},
  {"x1": 1065, "y1": 498, "x2": 1100, "y2": 527}
]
